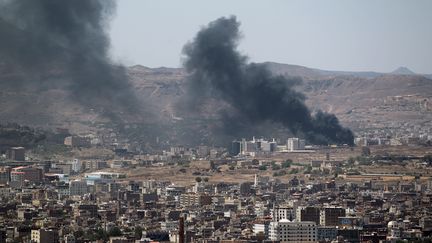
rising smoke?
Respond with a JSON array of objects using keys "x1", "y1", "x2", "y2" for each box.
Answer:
[
  {"x1": 182, "y1": 16, "x2": 354, "y2": 145},
  {"x1": 0, "y1": 0, "x2": 139, "y2": 116}
]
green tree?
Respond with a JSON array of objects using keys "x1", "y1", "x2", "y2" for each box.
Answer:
[
  {"x1": 134, "y1": 226, "x2": 143, "y2": 239},
  {"x1": 282, "y1": 160, "x2": 292, "y2": 168},
  {"x1": 108, "y1": 227, "x2": 122, "y2": 237},
  {"x1": 272, "y1": 164, "x2": 281, "y2": 170},
  {"x1": 290, "y1": 168, "x2": 299, "y2": 174}
]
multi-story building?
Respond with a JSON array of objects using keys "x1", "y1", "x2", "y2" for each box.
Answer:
[
  {"x1": 31, "y1": 228, "x2": 59, "y2": 243},
  {"x1": 10, "y1": 166, "x2": 43, "y2": 184},
  {"x1": 270, "y1": 220, "x2": 317, "y2": 243},
  {"x1": 0, "y1": 167, "x2": 11, "y2": 184},
  {"x1": 296, "y1": 206, "x2": 320, "y2": 225},
  {"x1": 76, "y1": 204, "x2": 98, "y2": 218},
  {"x1": 85, "y1": 161, "x2": 109, "y2": 171},
  {"x1": 54, "y1": 163, "x2": 73, "y2": 175},
  {"x1": 318, "y1": 226, "x2": 338, "y2": 241},
  {"x1": 232, "y1": 137, "x2": 277, "y2": 156},
  {"x1": 272, "y1": 206, "x2": 296, "y2": 221},
  {"x1": 179, "y1": 193, "x2": 212, "y2": 207},
  {"x1": 6, "y1": 147, "x2": 25, "y2": 161},
  {"x1": 69, "y1": 180, "x2": 88, "y2": 196},
  {"x1": 320, "y1": 207, "x2": 346, "y2": 226},
  {"x1": 71, "y1": 159, "x2": 81, "y2": 173},
  {"x1": 287, "y1": 138, "x2": 305, "y2": 151},
  {"x1": 64, "y1": 136, "x2": 91, "y2": 147},
  {"x1": 253, "y1": 220, "x2": 271, "y2": 239}
]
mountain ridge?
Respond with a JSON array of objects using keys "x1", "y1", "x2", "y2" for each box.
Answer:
[{"x1": 0, "y1": 62, "x2": 431, "y2": 146}]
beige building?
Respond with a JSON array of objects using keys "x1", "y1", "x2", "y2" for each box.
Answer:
[
  {"x1": 270, "y1": 219, "x2": 317, "y2": 242},
  {"x1": 31, "y1": 228, "x2": 59, "y2": 243}
]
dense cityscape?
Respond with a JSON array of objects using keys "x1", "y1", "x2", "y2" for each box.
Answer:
[
  {"x1": 0, "y1": 134, "x2": 432, "y2": 243},
  {"x1": 1, "y1": 0, "x2": 431, "y2": 243}
]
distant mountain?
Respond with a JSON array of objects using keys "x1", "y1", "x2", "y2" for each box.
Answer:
[
  {"x1": 0, "y1": 62, "x2": 431, "y2": 146},
  {"x1": 391, "y1": 67, "x2": 416, "y2": 75},
  {"x1": 264, "y1": 62, "x2": 383, "y2": 79}
]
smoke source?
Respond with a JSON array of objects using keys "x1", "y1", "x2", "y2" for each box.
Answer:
[
  {"x1": 0, "y1": 0, "x2": 139, "y2": 116},
  {"x1": 182, "y1": 16, "x2": 354, "y2": 145}
]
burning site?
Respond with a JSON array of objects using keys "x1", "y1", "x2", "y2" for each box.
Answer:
[{"x1": 0, "y1": 1, "x2": 431, "y2": 242}]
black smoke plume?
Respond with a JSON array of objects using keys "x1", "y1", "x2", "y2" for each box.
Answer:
[
  {"x1": 182, "y1": 16, "x2": 354, "y2": 145},
  {"x1": 0, "y1": 0, "x2": 139, "y2": 116}
]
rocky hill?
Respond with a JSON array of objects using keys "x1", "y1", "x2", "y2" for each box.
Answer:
[{"x1": 0, "y1": 62, "x2": 431, "y2": 146}]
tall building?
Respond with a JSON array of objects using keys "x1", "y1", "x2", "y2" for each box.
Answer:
[
  {"x1": 270, "y1": 220, "x2": 317, "y2": 243},
  {"x1": 71, "y1": 159, "x2": 81, "y2": 173},
  {"x1": 296, "y1": 206, "x2": 321, "y2": 225},
  {"x1": 287, "y1": 138, "x2": 305, "y2": 151},
  {"x1": 69, "y1": 180, "x2": 88, "y2": 196},
  {"x1": 272, "y1": 206, "x2": 296, "y2": 221},
  {"x1": 239, "y1": 182, "x2": 253, "y2": 196},
  {"x1": 320, "y1": 207, "x2": 346, "y2": 226},
  {"x1": 6, "y1": 147, "x2": 25, "y2": 161},
  {"x1": 231, "y1": 141, "x2": 241, "y2": 156},
  {"x1": 31, "y1": 228, "x2": 59, "y2": 243},
  {"x1": 233, "y1": 137, "x2": 277, "y2": 155},
  {"x1": 0, "y1": 167, "x2": 11, "y2": 184},
  {"x1": 10, "y1": 166, "x2": 43, "y2": 183}
]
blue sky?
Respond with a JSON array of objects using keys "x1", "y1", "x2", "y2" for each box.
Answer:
[{"x1": 110, "y1": 0, "x2": 432, "y2": 73}]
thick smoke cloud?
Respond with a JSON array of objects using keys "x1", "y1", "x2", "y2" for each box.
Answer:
[
  {"x1": 0, "y1": 0, "x2": 138, "y2": 115},
  {"x1": 182, "y1": 16, "x2": 354, "y2": 145}
]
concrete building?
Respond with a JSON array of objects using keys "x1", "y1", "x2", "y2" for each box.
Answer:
[
  {"x1": 85, "y1": 161, "x2": 109, "y2": 171},
  {"x1": 253, "y1": 221, "x2": 271, "y2": 238},
  {"x1": 272, "y1": 206, "x2": 296, "y2": 221},
  {"x1": 10, "y1": 166, "x2": 43, "y2": 183},
  {"x1": 318, "y1": 226, "x2": 338, "y2": 241},
  {"x1": 64, "y1": 136, "x2": 90, "y2": 147},
  {"x1": 270, "y1": 220, "x2": 317, "y2": 242},
  {"x1": 31, "y1": 228, "x2": 59, "y2": 243},
  {"x1": 0, "y1": 167, "x2": 11, "y2": 184},
  {"x1": 6, "y1": 147, "x2": 25, "y2": 161},
  {"x1": 54, "y1": 163, "x2": 72, "y2": 175},
  {"x1": 287, "y1": 138, "x2": 305, "y2": 151},
  {"x1": 296, "y1": 206, "x2": 320, "y2": 225},
  {"x1": 179, "y1": 193, "x2": 212, "y2": 207},
  {"x1": 320, "y1": 207, "x2": 346, "y2": 226},
  {"x1": 69, "y1": 180, "x2": 88, "y2": 196},
  {"x1": 71, "y1": 159, "x2": 81, "y2": 173}
]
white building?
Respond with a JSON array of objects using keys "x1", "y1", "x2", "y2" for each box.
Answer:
[
  {"x1": 270, "y1": 219, "x2": 317, "y2": 243},
  {"x1": 287, "y1": 138, "x2": 306, "y2": 151},
  {"x1": 271, "y1": 206, "x2": 296, "y2": 221},
  {"x1": 71, "y1": 159, "x2": 81, "y2": 173},
  {"x1": 253, "y1": 222, "x2": 270, "y2": 238},
  {"x1": 69, "y1": 180, "x2": 88, "y2": 196},
  {"x1": 161, "y1": 220, "x2": 178, "y2": 232},
  {"x1": 387, "y1": 221, "x2": 402, "y2": 241}
]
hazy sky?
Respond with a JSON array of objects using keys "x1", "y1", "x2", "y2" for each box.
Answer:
[{"x1": 110, "y1": 0, "x2": 432, "y2": 73}]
